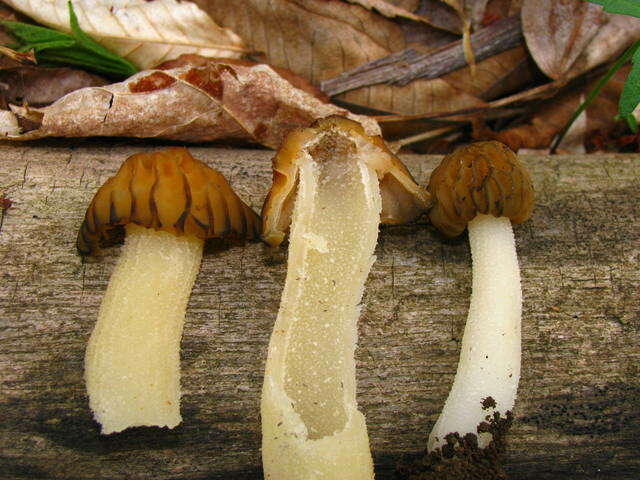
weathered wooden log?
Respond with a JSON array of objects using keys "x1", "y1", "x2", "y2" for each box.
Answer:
[{"x1": 0, "y1": 144, "x2": 638, "y2": 479}]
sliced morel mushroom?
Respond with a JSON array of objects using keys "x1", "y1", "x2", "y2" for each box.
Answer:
[
  {"x1": 260, "y1": 116, "x2": 430, "y2": 479},
  {"x1": 78, "y1": 147, "x2": 260, "y2": 434}
]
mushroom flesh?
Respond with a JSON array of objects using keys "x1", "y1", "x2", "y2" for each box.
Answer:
[
  {"x1": 426, "y1": 141, "x2": 534, "y2": 451},
  {"x1": 260, "y1": 116, "x2": 430, "y2": 479},
  {"x1": 78, "y1": 147, "x2": 260, "y2": 434}
]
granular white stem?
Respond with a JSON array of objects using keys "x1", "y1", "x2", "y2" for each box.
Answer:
[
  {"x1": 85, "y1": 224, "x2": 203, "y2": 434},
  {"x1": 261, "y1": 152, "x2": 380, "y2": 479},
  {"x1": 428, "y1": 214, "x2": 521, "y2": 450}
]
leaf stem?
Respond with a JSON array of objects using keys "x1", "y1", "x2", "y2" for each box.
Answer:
[{"x1": 550, "y1": 40, "x2": 640, "y2": 154}]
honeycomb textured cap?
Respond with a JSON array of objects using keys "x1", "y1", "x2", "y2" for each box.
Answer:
[
  {"x1": 77, "y1": 147, "x2": 261, "y2": 255},
  {"x1": 261, "y1": 115, "x2": 431, "y2": 247},
  {"x1": 428, "y1": 141, "x2": 534, "y2": 237}
]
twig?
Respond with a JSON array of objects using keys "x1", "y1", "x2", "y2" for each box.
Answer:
[
  {"x1": 393, "y1": 125, "x2": 460, "y2": 147},
  {"x1": 321, "y1": 16, "x2": 523, "y2": 96}
]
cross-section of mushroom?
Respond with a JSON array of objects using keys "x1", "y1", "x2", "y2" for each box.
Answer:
[
  {"x1": 78, "y1": 147, "x2": 260, "y2": 435},
  {"x1": 426, "y1": 141, "x2": 534, "y2": 453},
  {"x1": 260, "y1": 116, "x2": 430, "y2": 479}
]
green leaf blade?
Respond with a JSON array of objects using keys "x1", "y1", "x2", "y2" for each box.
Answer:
[
  {"x1": 66, "y1": 1, "x2": 137, "y2": 76},
  {"x1": 0, "y1": 2, "x2": 138, "y2": 79},
  {"x1": 618, "y1": 45, "x2": 640, "y2": 131},
  {"x1": 0, "y1": 19, "x2": 73, "y2": 44},
  {"x1": 589, "y1": 0, "x2": 640, "y2": 18}
]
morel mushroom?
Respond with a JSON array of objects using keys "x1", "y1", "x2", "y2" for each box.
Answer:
[
  {"x1": 426, "y1": 141, "x2": 534, "y2": 451},
  {"x1": 260, "y1": 116, "x2": 430, "y2": 479},
  {"x1": 78, "y1": 147, "x2": 260, "y2": 434}
]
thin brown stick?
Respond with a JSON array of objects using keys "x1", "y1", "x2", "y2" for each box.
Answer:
[
  {"x1": 393, "y1": 125, "x2": 460, "y2": 147},
  {"x1": 321, "y1": 16, "x2": 523, "y2": 96}
]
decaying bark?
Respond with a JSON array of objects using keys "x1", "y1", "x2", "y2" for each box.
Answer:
[{"x1": 0, "y1": 144, "x2": 638, "y2": 479}]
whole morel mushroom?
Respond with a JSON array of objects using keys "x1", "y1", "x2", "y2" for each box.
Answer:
[
  {"x1": 426, "y1": 141, "x2": 534, "y2": 452},
  {"x1": 260, "y1": 116, "x2": 430, "y2": 479},
  {"x1": 78, "y1": 147, "x2": 260, "y2": 434}
]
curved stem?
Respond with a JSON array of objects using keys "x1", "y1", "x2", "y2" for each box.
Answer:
[
  {"x1": 428, "y1": 214, "x2": 521, "y2": 450},
  {"x1": 85, "y1": 224, "x2": 203, "y2": 434},
  {"x1": 261, "y1": 150, "x2": 379, "y2": 479}
]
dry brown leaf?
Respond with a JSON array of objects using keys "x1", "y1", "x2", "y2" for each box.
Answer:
[
  {"x1": 486, "y1": 92, "x2": 581, "y2": 151},
  {"x1": 487, "y1": 66, "x2": 635, "y2": 152},
  {"x1": 0, "y1": 67, "x2": 107, "y2": 107},
  {"x1": 464, "y1": 0, "x2": 489, "y2": 28},
  {"x1": 522, "y1": 0, "x2": 604, "y2": 80},
  {"x1": 1, "y1": 60, "x2": 379, "y2": 147},
  {"x1": 340, "y1": 76, "x2": 487, "y2": 114},
  {"x1": 484, "y1": 0, "x2": 521, "y2": 20},
  {"x1": 345, "y1": 0, "x2": 435, "y2": 24},
  {"x1": 568, "y1": 14, "x2": 640, "y2": 78},
  {"x1": 155, "y1": 54, "x2": 328, "y2": 101},
  {"x1": 3, "y1": 0, "x2": 247, "y2": 69},
  {"x1": 388, "y1": 0, "x2": 420, "y2": 11},
  {"x1": 416, "y1": 0, "x2": 462, "y2": 33},
  {"x1": 445, "y1": 46, "x2": 529, "y2": 98},
  {"x1": 198, "y1": 0, "x2": 406, "y2": 85},
  {"x1": 199, "y1": 0, "x2": 489, "y2": 115}
]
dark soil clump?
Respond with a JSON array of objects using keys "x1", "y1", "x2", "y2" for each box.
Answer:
[{"x1": 396, "y1": 409, "x2": 514, "y2": 480}]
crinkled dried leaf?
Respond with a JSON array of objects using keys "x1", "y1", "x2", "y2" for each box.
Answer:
[
  {"x1": 198, "y1": 0, "x2": 405, "y2": 84},
  {"x1": 345, "y1": 0, "x2": 423, "y2": 21},
  {"x1": 445, "y1": 46, "x2": 530, "y2": 98},
  {"x1": 461, "y1": 0, "x2": 489, "y2": 29},
  {"x1": 1, "y1": 60, "x2": 379, "y2": 147},
  {"x1": 389, "y1": 0, "x2": 420, "y2": 10},
  {"x1": 198, "y1": 0, "x2": 486, "y2": 115},
  {"x1": 522, "y1": 0, "x2": 604, "y2": 80},
  {"x1": 2, "y1": 0, "x2": 246, "y2": 69},
  {"x1": 0, "y1": 66, "x2": 107, "y2": 107},
  {"x1": 489, "y1": 66, "x2": 636, "y2": 151},
  {"x1": 345, "y1": 0, "x2": 452, "y2": 29},
  {"x1": 156, "y1": 54, "x2": 328, "y2": 101},
  {"x1": 416, "y1": 0, "x2": 463, "y2": 33},
  {"x1": 567, "y1": 14, "x2": 640, "y2": 78}
]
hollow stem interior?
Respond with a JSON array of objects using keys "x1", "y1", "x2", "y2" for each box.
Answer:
[
  {"x1": 261, "y1": 137, "x2": 380, "y2": 479},
  {"x1": 85, "y1": 224, "x2": 203, "y2": 434},
  {"x1": 428, "y1": 214, "x2": 521, "y2": 450},
  {"x1": 284, "y1": 147, "x2": 380, "y2": 438}
]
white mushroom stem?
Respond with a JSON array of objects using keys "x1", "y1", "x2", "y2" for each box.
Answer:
[
  {"x1": 85, "y1": 223, "x2": 203, "y2": 434},
  {"x1": 261, "y1": 151, "x2": 380, "y2": 478},
  {"x1": 428, "y1": 213, "x2": 521, "y2": 450}
]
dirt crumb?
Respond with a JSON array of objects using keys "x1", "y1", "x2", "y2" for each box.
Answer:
[
  {"x1": 481, "y1": 396, "x2": 497, "y2": 410},
  {"x1": 396, "y1": 410, "x2": 514, "y2": 480}
]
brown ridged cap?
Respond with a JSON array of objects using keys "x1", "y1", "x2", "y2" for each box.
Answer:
[
  {"x1": 77, "y1": 147, "x2": 261, "y2": 255},
  {"x1": 427, "y1": 141, "x2": 534, "y2": 237},
  {"x1": 261, "y1": 116, "x2": 431, "y2": 247}
]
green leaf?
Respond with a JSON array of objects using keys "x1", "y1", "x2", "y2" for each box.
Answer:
[
  {"x1": 0, "y1": 20, "x2": 72, "y2": 44},
  {"x1": 0, "y1": 2, "x2": 137, "y2": 79},
  {"x1": 589, "y1": 0, "x2": 640, "y2": 18},
  {"x1": 18, "y1": 39, "x2": 76, "y2": 53},
  {"x1": 619, "y1": 45, "x2": 640, "y2": 122},
  {"x1": 66, "y1": 0, "x2": 137, "y2": 74}
]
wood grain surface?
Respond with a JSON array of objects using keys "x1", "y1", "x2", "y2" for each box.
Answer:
[{"x1": 0, "y1": 144, "x2": 638, "y2": 480}]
